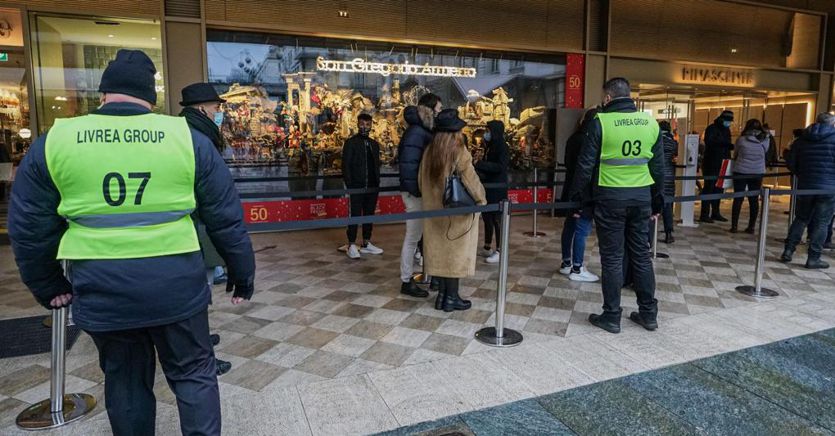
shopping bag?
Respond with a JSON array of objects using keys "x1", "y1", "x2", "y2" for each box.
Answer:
[
  {"x1": 0, "y1": 163, "x2": 12, "y2": 181},
  {"x1": 715, "y1": 159, "x2": 733, "y2": 189}
]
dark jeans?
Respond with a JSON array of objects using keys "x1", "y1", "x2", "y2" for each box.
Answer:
[
  {"x1": 347, "y1": 192, "x2": 379, "y2": 244},
  {"x1": 595, "y1": 204, "x2": 658, "y2": 319},
  {"x1": 731, "y1": 174, "x2": 762, "y2": 230},
  {"x1": 786, "y1": 194, "x2": 835, "y2": 260},
  {"x1": 561, "y1": 214, "x2": 593, "y2": 266},
  {"x1": 699, "y1": 178, "x2": 724, "y2": 219},
  {"x1": 87, "y1": 309, "x2": 220, "y2": 436},
  {"x1": 662, "y1": 203, "x2": 674, "y2": 234},
  {"x1": 482, "y1": 211, "x2": 501, "y2": 248}
]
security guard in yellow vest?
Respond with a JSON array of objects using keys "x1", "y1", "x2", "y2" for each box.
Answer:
[
  {"x1": 569, "y1": 77, "x2": 665, "y2": 334},
  {"x1": 9, "y1": 50, "x2": 255, "y2": 435}
]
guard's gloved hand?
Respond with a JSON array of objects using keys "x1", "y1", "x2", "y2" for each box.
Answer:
[
  {"x1": 225, "y1": 276, "x2": 254, "y2": 301},
  {"x1": 652, "y1": 196, "x2": 664, "y2": 217}
]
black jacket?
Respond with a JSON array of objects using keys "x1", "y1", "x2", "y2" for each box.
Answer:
[
  {"x1": 398, "y1": 106, "x2": 434, "y2": 196},
  {"x1": 342, "y1": 133, "x2": 381, "y2": 189},
  {"x1": 787, "y1": 122, "x2": 835, "y2": 190},
  {"x1": 702, "y1": 118, "x2": 733, "y2": 176},
  {"x1": 570, "y1": 98, "x2": 665, "y2": 212},
  {"x1": 475, "y1": 120, "x2": 509, "y2": 204},
  {"x1": 8, "y1": 102, "x2": 255, "y2": 332},
  {"x1": 661, "y1": 130, "x2": 678, "y2": 200}
]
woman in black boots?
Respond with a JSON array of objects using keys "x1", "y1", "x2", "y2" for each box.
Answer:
[{"x1": 659, "y1": 121, "x2": 678, "y2": 243}]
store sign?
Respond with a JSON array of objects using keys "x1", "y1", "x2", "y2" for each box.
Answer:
[
  {"x1": 316, "y1": 56, "x2": 477, "y2": 78},
  {"x1": 679, "y1": 65, "x2": 754, "y2": 87},
  {"x1": 565, "y1": 54, "x2": 585, "y2": 108}
]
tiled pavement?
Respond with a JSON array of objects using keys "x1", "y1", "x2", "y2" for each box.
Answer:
[
  {"x1": 2, "y1": 197, "x2": 835, "y2": 434},
  {"x1": 378, "y1": 327, "x2": 835, "y2": 436}
]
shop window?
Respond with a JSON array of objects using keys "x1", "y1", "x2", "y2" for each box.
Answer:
[
  {"x1": 28, "y1": 14, "x2": 164, "y2": 134},
  {"x1": 206, "y1": 30, "x2": 565, "y2": 175}
]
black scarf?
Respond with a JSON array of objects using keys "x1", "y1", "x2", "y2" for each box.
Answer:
[{"x1": 179, "y1": 107, "x2": 225, "y2": 152}]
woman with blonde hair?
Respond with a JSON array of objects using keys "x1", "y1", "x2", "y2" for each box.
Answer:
[{"x1": 419, "y1": 109, "x2": 486, "y2": 311}]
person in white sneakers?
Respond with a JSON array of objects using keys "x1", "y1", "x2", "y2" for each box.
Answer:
[
  {"x1": 475, "y1": 120, "x2": 509, "y2": 265},
  {"x1": 342, "y1": 113, "x2": 384, "y2": 259}
]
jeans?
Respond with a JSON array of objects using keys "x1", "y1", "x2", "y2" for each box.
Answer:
[
  {"x1": 731, "y1": 174, "x2": 762, "y2": 230},
  {"x1": 699, "y1": 179, "x2": 724, "y2": 219},
  {"x1": 400, "y1": 192, "x2": 423, "y2": 283},
  {"x1": 561, "y1": 214, "x2": 593, "y2": 266},
  {"x1": 595, "y1": 204, "x2": 658, "y2": 318},
  {"x1": 482, "y1": 211, "x2": 501, "y2": 249},
  {"x1": 785, "y1": 194, "x2": 835, "y2": 260},
  {"x1": 347, "y1": 191, "x2": 379, "y2": 244},
  {"x1": 662, "y1": 203, "x2": 674, "y2": 234},
  {"x1": 87, "y1": 309, "x2": 220, "y2": 436}
]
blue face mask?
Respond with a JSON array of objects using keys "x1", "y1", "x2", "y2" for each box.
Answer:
[
  {"x1": 483, "y1": 131, "x2": 492, "y2": 142},
  {"x1": 723, "y1": 121, "x2": 732, "y2": 128},
  {"x1": 213, "y1": 111, "x2": 224, "y2": 127}
]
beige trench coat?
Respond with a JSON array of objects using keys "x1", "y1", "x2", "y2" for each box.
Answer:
[{"x1": 419, "y1": 146, "x2": 486, "y2": 278}]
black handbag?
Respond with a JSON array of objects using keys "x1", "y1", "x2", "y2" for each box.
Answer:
[{"x1": 444, "y1": 166, "x2": 476, "y2": 208}]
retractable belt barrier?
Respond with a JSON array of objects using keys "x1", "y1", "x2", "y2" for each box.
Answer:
[
  {"x1": 234, "y1": 168, "x2": 568, "y2": 184},
  {"x1": 239, "y1": 181, "x2": 564, "y2": 200}
]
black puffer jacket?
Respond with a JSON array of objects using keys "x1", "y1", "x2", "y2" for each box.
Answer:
[
  {"x1": 342, "y1": 134, "x2": 381, "y2": 189},
  {"x1": 475, "y1": 120, "x2": 509, "y2": 204},
  {"x1": 398, "y1": 105, "x2": 435, "y2": 196},
  {"x1": 661, "y1": 130, "x2": 678, "y2": 200},
  {"x1": 787, "y1": 122, "x2": 835, "y2": 190},
  {"x1": 702, "y1": 118, "x2": 733, "y2": 176}
]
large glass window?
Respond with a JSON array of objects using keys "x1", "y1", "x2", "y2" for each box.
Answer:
[
  {"x1": 207, "y1": 31, "x2": 565, "y2": 174},
  {"x1": 29, "y1": 14, "x2": 164, "y2": 134}
]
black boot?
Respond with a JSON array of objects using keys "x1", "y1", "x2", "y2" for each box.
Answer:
[
  {"x1": 699, "y1": 215, "x2": 714, "y2": 224},
  {"x1": 215, "y1": 358, "x2": 232, "y2": 376},
  {"x1": 805, "y1": 258, "x2": 830, "y2": 269},
  {"x1": 780, "y1": 248, "x2": 794, "y2": 263},
  {"x1": 401, "y1": 279, "x2": 429, "y2": 298},
  {"x1": 744, "y1": 226, "x2": 756, "y2": 234},
  {"x1": 729, "y1": 226, "x2": 738, "y2": 233},
  {"x1": 711, "y1": 214, "x2": 729, "y2": 222},
  {"x1": 429, "y1": 277, "x2": 441, "y2": 293},
  {"x1": 441, "y1": 279, "x2": 471, "y2": 312},
  {"x1": 588, "y1": 312, "x2": 621, "y2": 334},
  {"x1": 629, "y1": 312, "x2": 658, "y2": 331},
  {"x1": 434, "y1": 279, "x2": 447, "y2": 310},
  {"x1": 664, "y1": 231, "x2": 674, "y2": 244},
  {"x1": 210, "y1": 334, "x2": 220, "y2": 346}
]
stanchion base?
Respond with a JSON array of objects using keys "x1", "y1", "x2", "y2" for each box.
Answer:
[
  {"x1": 16, "y1": 393, "x2": 97, "y2": 430},
  {"x1": 475, "y1": 327, "x2": 523, "y2": 347},
  {"x1": 412, "y1": 273, "x2": 431, "y2": 285},
  {"x1": 735, "y1": 285, "x2": 779, "y2": 299},
  {"x1": 523, "y1": 232, "x2": 546, "y2": 238},
  {"x1": 653, "y1": 253, "x2": 670, "y2": 259}
]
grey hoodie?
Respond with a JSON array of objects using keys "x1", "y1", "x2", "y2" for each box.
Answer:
[{"x1": 734, "y1": 131, "x2": 769, "y2": 175}]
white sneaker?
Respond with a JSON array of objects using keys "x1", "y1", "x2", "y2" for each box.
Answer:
[
  {"x1": 559, "y1": 262, "x2": 572, "y2": 275},
  {"x1": 414, "y1": 250, "x2": 423, "y2": 262},
  {"x1": 478, "y1": 248, "x2": 493, "y2": 257},
  {"x1": 569, "y1": 267, "x2": 599, "y2": 282},
  {"x1": 360, "y1": 242, "x2": 384, "y2": 255},
  {"x1": 347, "y1": 244, "x2": 361, "y2": 259},
  {"x1": 485, "y1": 251, "x2": 500, "y2": 264}
]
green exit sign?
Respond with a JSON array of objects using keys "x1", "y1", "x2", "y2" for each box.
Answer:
[{"x1": 0, "y1": 53, "x2": 8, "y2": 62}]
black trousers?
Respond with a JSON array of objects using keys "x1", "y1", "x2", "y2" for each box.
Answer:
[
  {"x1": 347, "y1": 192, "x2": 379, "y2": 243},
  {"x1": 482, "y1": 211, "x2": 501, "y2": 248},
  {"x1": 731, "y1": 174, "x2": 762, "y2": 230},
  {"x1": 699, "y1": 179, "x2": 724, "y2": 219},
  {"x1": 595, "y1": 204, "x2": 658, "y2": 319},
  {"x1": 87, "y1": 309, "x2": 220, "y2": 436}
]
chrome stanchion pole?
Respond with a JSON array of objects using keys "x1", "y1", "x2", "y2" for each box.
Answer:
[
  {"x1": 736, "y1": 188, "x2": 779, "y2": 299},
  {"x1": 777, "y1": 174, "x2": 797, "y2": 242},
  {"x1": 524, "y1": 168, "x2": 546, "y2": 237},
  {"x1": 652, "y1": 215, "x2": 669, "y2": 259},
  {"x1": 476, "y1": 200, "x2": 523, "y2": 347},
  {"x1": 16, "y1": 307, "x2": 96, "y2": 430}
]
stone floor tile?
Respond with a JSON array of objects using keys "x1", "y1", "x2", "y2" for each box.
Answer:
[
  {"x1": 295, "y1": 351, "x2": 354, "y2": 378},
  {"x1": 361, "y1": 342, "x2": 415, "y2": 367},
  {"x1": 321, "y1": 334, "x2": 377, "y2": 357},
  {"x1": 220, "y1": 360, "x2": 286, "y2": 391},
  {"x1": 299, "y1": 375, "x2": 398, "y2": 435}
]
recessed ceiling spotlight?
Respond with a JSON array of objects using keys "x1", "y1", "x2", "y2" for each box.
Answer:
[
  {"x1": 107, "y1": 34, "x2": 115, "y2": 38},
  {"x1": 731, "y1": 48, "x2": 738, "y2": 53}
]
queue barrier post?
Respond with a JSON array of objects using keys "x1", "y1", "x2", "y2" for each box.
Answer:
[
  {"x1": 16, "y1": 307, "x2": 96, "y2": 430},
  {"x1": 651, "y1": 215, "x2": 669, "y2": 259},
  {"x1": 524, "y1": 168, "x2": 546, "y2": 238},
  {"x1": 736, "y1": 187, "x2": 779, "y2": 299},
  {"x1": 775, "y1": 174, "x2": 797, "y2": 243},
  {"x1": 476, "y1": 200, "x2": 523, "y2": 347}
]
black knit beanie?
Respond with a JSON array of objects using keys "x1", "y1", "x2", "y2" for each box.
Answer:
[{"x1": 98, "y1": 49, "x2": 157, "y2": 105}]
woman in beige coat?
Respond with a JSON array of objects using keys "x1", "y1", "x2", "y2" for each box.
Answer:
[{"x1": 419, "y1": 109, "x2": 486, "y2": 312}]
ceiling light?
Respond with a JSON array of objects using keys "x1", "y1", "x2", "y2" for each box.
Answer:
[
  {"x1": 107, "y1": 34, "x2": 114, "y2": 38},
  {"x1": 337, "y1": 10, "x2": 349, "y2": 18},
  {"x1": 151, "y1": 37, "x2": 157, "y2": 40},
  {"x1": 730, "y1": 48, "x2": 738, "y2": 54}
]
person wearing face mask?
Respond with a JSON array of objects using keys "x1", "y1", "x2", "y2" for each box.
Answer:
[
  {"x1": 342, "y1": 113, "x2": 383, "y2": 259},
  {"x1": 179, "y1": 82, "x2": 235, "y2": 377},
  {"x1": 570, "y1": 77, "x2": 665, "y2": 334},
  {"x1": 475, "y1": 120, "x2": 509, "y2": 265},
  {"x1": 699, "y1": 110, "x2": 735, "y2": 223}
]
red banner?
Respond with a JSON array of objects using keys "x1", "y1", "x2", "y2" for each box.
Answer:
[
  {"x1": 565, "y1": 53, "x2": 585, "y2": 109},
  {"x1": 243, "y1": 189, "x2": 554, "y2": 224}
]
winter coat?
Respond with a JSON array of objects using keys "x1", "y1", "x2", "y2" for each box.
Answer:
[
  {"x1": 733, "y1": 132, "x2": 769, "y2": 175},
  {"x1": 398, "y1": 106, "x2": 435, "y2": 196},
  {"x1": 787, "y1": 123, "x2": 835, "y2": 190},
  {"x1": 661, "y1": 130, "x2": 678, "y2": 200},
  {"x1": 702, "y1": 118, "x2": 733, "y2": 176},
  {"x1": 474, "y1": 120, "x2": 509, "y2": 204},
  {"x1": 8, "y1": 102, "x2": 255, "y2": 332},
  {"x1": 342, "y1": 134, "x2": 381, "y2": 188},
  {"x1": 419, "y1": 146, "x2": 486, "y2": 278}
]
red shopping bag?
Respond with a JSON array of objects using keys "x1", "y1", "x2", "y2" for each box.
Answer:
[{"x1": 715, "y1": 159, "x2": 733, "y2": 189}]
